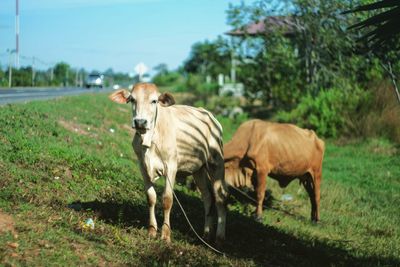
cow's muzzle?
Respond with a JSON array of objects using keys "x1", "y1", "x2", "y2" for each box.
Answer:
[{"x1": 133, "y1": 118, "x2": 148, "y2": 130}]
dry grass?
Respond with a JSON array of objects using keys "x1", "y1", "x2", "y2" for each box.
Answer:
[
  {"x1": 355, "y1": 82, "x2": 400, "y2": 143},
  {"x1": 0, "y1": 210, "x2": 15, "y2": 235}
]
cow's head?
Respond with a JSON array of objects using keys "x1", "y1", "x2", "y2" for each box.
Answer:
[
  {"x1": 109, "y1": 83, "x2": 175, "y2": 146},
  {"x1": 224, "y1": 158, "x2": 255, "y2": 189}
]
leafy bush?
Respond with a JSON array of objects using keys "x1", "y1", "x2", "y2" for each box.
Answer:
[
  {"x1": 275, "y1": 87, "x2": 368, "y2": 137},
  {"x1": 217, "y1": 112, "x2": 249, "y2": 141},
  {"x1": 181, "y1": 73, "x2": 220, "y2": 104},
  {"x1": 195, "y1": 95, "x2": 242, "y2": 112},
  {"x1": 152, "y1": 71, "x2": 182, "y2": 87}
]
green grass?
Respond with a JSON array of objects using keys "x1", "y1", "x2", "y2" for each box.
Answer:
[{"x1": 0, "y1": 93, "x2": 399, "y2": 266}]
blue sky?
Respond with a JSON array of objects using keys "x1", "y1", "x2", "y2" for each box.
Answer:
[{"x1": 0, "y1": 0, "x2": 245, "y2": 73}]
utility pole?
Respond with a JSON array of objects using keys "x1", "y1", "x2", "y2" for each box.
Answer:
[
  {"x1": 32, "y1": 56, "x2": 36, "y2": 86},
  {"x1": 65, "y1": 68, "x2": 69, "y2": 87},
  {"x1": 230, "y1": 50, "x2": 236, "y2": 85},
  {"x1": 50, "y1": 66, "x2": 54, "y2": 83},
  {"x1": 230, "y1": 37, "x2": 237, "y2": 87},
  {"x1": 8, "y1": 50, "x2": 14, "y2": 88},
  {"x1": 75, "y1": 69, "x2": 79, "y2": 87},
  {"x1": 15, "y1": 0, "x2": 19, "y2": 68},
  {"x1": 79, "y1": 71, "x2": 82, "y2": 87}
]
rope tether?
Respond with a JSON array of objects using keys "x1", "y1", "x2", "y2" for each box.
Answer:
[{"x1": 152, "y1": 141, "x2": 226, "y2": 255}]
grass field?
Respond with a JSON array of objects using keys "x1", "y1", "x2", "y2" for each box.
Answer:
[{"x1": 0, "y1": 93, "x2": 399, "y2": 266}]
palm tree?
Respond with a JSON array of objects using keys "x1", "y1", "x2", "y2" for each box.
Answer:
[
  {"x1": 346, "y1": 0, "x2": 400, "y2": 51},
  {"x1": 346, "y1": 0, "x2": 400, "y2": 104}
]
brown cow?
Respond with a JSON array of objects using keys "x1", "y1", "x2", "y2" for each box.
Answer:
[{"x1": 224, "y1": 119, "x2": 325, "y2": 222}]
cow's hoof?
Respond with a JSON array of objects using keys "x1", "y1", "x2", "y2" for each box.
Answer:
[
  {"x1": 148, "y1": 226, "x2": 157, "y2": 238},
  {"x1": 161, "y1": 235, "x2": 171, "y2": 243},
  {"x1": 253, "y1": 214, "x2": 263, "y2": 223},
  {"x1": 202, "y1": 232, "x2": 212, "y2": 243},
  {"x1": 161, "y1": 224, "x2": 171, "y2": 243},
  {"x1": 215, "y1": 237, "x2": 225, "y2": 250}
]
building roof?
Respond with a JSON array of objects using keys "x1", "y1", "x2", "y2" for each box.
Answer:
[{"x1": 226, "y1": 16, "x2": 301, "y2": 38}]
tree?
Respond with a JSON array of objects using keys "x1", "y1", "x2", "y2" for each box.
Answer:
[
  {"x1": 226, "y1": 0, "x2": 384, "y2": 108},
  {"x1": 346, "y1": 0, "x2": 400, "y2": 103},
  {"x1": 152, "y1": 64, "x2": 182, "y2": 87},
  {"x1": 183, "y1": 37, "x2": 231, "y2": 79},
  {"x1": 0, "y1": 67, "x2": 5, "y2": 87},
  {"x1": 153, "y1": 63, "x2": 169, "y2": 76},
  {"x1": 53, "y1": 62, "x2": 71, "y2": 86},
  {"x1": 347, "y1": 0, "x2": 400, "y2": 51}
]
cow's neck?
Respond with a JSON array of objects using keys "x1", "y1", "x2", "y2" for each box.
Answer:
[
  {"x1": 139, "y1": 104, "x2": 164, "y2": 148},
  {"x1": 141, "y1": 129, "x2": 153, "y2": 148}
]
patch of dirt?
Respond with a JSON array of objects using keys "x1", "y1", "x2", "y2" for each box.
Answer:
[
  {"x1": 58, "y1": 119, "x2": 98, "y2": 137},
  {"x1": 71, "y1": 242, "x2": 108, "y2": 266},
  {"x1": 0, "y1": 210, "x2": 16, "y2": 235},
  {"x1": 51, "y1": 166, "x2": 73, "y2": 180},
  {"x1": 117, "y1": 106, "x2": 129, "y2": 113}
]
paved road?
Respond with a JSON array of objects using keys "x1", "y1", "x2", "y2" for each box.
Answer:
[{"x1": 0, "y1": 87, "x2": 111, "y2": 105}]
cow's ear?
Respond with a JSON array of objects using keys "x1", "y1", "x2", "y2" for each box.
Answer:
[
  {"x1": 109, "y1": 89, "x2": 131, "y2": 104},
  {"x1": 158, "y1": 92, "x2": 175, "y2": 107}
]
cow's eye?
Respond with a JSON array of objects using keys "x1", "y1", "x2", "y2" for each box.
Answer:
[{"x1": 151, "y1": 100, "x2": 157, "y2": 104}]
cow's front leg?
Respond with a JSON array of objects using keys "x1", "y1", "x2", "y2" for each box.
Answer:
[
  {"x1": 144, "y1": 180, "x2": 157, "y2": 238},
  {"x1": 255, "y1": 168, "x2": 268, "y2": 222},
  {"x1": 161, "y1": 167, "x2": 176, "y2": 243}
]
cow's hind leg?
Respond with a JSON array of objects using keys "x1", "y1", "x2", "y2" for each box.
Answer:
[
  {"x1": 302, "y1": 172, "x2": 320, "y2": 222},
  {"x1": 193, "y1": 167, "x2": 214, "y2": 241},
  {"x1": 161, "y1": 167, "x2": 177, "y2": 243}
]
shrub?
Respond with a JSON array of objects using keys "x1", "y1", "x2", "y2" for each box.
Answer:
[
  {"x1": 217, "y1": 112, "x2": 249, "y2": 141},
  {"x1": 275, "y1": 87, "x2": 368, "y2": 138},
  {"x1": 152, "y1": 71, "x2": 182, "y2": 87}
]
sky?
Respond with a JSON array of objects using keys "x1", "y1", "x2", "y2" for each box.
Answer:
[{"x1": 0, "y1": 0, "x2": 246, "y2": 74}]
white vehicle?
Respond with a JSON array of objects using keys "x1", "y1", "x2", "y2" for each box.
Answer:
[{"x1": 85, "y1": 74, "x2": 104, "y2": 88}]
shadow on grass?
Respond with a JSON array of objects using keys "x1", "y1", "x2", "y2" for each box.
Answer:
[
  {"x1": 68, "y1": 200, "x2": 147, "y2": 228},
  {"x1": 68, "y1": 190, "x2": 399, "y2": 267}
]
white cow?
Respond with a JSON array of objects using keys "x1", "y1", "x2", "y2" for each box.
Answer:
[{"x1": 109, "y1": 83, "x2": 228, "y2": 245}]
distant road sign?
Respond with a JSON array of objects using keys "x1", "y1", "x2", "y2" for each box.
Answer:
[{"x1": 134, "y1": 62, "x2": 148, "y2": 77}]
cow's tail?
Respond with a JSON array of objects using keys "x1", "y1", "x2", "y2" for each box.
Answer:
[{"x1": 315, "y1": 136, "x2": 325, "y2": 171}]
